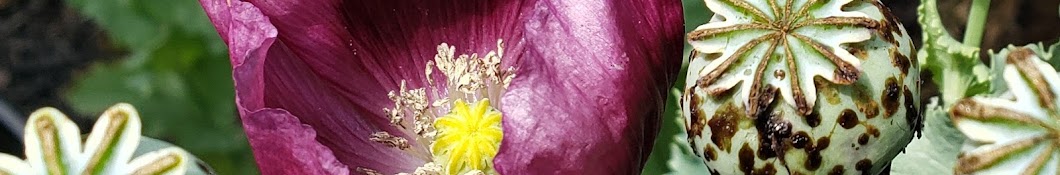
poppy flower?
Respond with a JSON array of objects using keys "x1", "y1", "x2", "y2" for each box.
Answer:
[{"x1": 199, "y1": 0, "x2": 682, "y2": 174}]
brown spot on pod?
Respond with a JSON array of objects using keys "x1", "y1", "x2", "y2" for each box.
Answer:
[
  {"x1": 882, "y1": 77, "x2": 901, "y2": 117},
  {"x1": 805, "y1": 151, "x2": 823, "y2": 171},
  {"x1": 710, "y1": 102, "x2": 743, "y2": 152},
  {"x1": 739, "y1": 143, "x2": 755, "y2": 173},
  {"x1": 704, "y1": 145, "x2": 718, "y2": 161},
  {"x1": 774, "y1": 70, "x2": 786, "y2": 80},
  {"x1": 755, "y1": 111, "x2": 791, "y2": 160},
  {"x1": 838, "y1": 109, "x2": 859, "y2": 129},
  {"x1": 791, "y1": 131, "x2": 811, "y2": 149},
  {"x1": 858, "y1": 133, "x2": 870, "y2": 145},
  {"x1": 853, "y1": 80, "x2": 880, "y2": 118},
  {"x1": 859, "y1": 104, "x2": 879, "y2": 119},
  {"x1": 815, "y1": 137, "x2": 831, "y2": 150},
  {"x1": 805, "y1": 111, "x2": 821, "y2": 128},
  {"x1": 869, "y1": 0, "x2": 903, "y2": 44},
  {"x1": 890, "y1": 48, "x2": 911, "y2": 75},
  {"x1": 687, "y1": 93, "x2": 707, "y2": 137},
  {"x1": 904, "y1": 87, "x2": 923, "y2": 137},
  {"x1": 845, "y1": 43, "x2": 869, "y2": 60},
  {"x1": 816, "y1": 77, "x2": 842, "y2": 105},
  {"x1": 828, "y1": 165, "x2": 845, "y2": 175},
  {"x1": 749, "y1": 85, "x2": 780, "y2": 118},
  {"x1": 804, "y1": 136, "x2": 831, "y2": 171},
  {"x1": 909, "y1": 50, "x2": 919, "y2": 68},
  {"x1": 757, "y1": 164, "x2": 777, "y2": 175},
  {"x1": 866, "y1": 124, "x2": 881, "y2": 137},
  {"x1": 857, "y1": 159, "x2": 873, "y2": 173}
]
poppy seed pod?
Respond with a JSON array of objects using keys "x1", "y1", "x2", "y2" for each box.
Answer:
[{"x1": 680, "y1": 0, "x2": 920, "y2": 174}]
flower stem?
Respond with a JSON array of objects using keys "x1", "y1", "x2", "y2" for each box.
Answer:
[
  {"x1": 962, "y1": 0, "x2": 990, "y2": 47},
  {"x1": 941, "y1": 67, "x2": 967, "y2": 106}
]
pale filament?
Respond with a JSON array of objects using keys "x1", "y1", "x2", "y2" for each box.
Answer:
[{"x1": 371, "y1": 39, "x2": 515, "y2": 175}]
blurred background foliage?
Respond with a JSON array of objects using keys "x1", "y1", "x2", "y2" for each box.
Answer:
[
  {"x1": 60, "y1": 0, "x2": 257, "y2": 174},
  {"x1": 0, "y1": 0, "x2": 256, "y2": 174}
]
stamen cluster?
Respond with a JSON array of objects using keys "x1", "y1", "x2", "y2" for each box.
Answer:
[{"x1": 366, "y1": 39, "x2": 514, "y2": 175}]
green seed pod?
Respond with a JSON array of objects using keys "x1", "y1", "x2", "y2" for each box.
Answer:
[
  {"x1": 680, "y1": 0, "x2": 920, "y2": 174},
  {"x1": 950, "y1": 46, "x2": 1060, "y2": 175}
]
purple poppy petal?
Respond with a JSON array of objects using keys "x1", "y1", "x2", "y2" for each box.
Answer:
[
  {"x1": 199, "y1": 0, "x2": 275, "y2": 113},
  {"x1": 246, "y1": 0, "x2": 537, "y2": 102},
  {"x1": 243, "y1": 109, "x2": 349, "y2": 175},
  {"x1": 494, "y1": 0, "x2": 683, "y2": 174},
  {"x1": 258, "y1": 42, "x2": 428, "y2": 173},
  {"x1": 202, "y1": 0, "x2": 538, "y2": 173},
  {"x1": 201, "y1": 0, "x2": 423, "y2": 173}
]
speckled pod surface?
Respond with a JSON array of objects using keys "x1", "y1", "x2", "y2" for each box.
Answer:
[{"x1": 680, "y1": 0, "x2": 920, "y2": 174}]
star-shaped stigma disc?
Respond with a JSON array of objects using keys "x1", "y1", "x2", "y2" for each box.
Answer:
[
  {"x1": 950, "y1": 47, "x2": 1060, "y2": 174},
  {"x1": 687, "y1": 0, "x2": 881, "y2": 116}
]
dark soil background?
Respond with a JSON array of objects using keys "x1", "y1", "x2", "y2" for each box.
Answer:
[
  {"x1": 0, "y1": 0, "x2": 1056, "y2": 167},
  {"x1": 881, "y1": 0, "x2": 1060, "y2": 54},
  {"x1": 0, "y1": 0, "x2": 115, "y2": 157}
]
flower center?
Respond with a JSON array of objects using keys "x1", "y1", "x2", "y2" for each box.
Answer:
[
  {"x1": 361, "y1": 40, "x2": 514, "y2": 175},
  {"x1": 432, "y1": 99, "x2": 502, "y2": 175}
]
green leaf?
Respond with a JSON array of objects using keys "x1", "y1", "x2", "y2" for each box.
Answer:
[
  {"x1": 890, "y1": 98, "x2": 966, "y2": 175},
  {"x1": 66, "y1": 64, "x2": 146, "y2": 112},
  {"x1": 664, "y1": 136, "x2": 711, "y2": 175}
]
